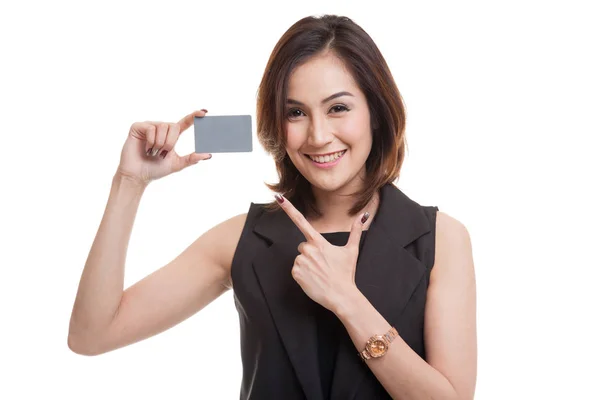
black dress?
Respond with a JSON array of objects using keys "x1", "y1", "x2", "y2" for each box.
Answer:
[
  {"x1": 315, "y1": 231, "x2": 368, "y2": 400},
  {"x1": 231, "y1": 183, "x2": 438, "y2": 399}
]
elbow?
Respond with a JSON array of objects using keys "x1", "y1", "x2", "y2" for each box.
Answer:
[
  {"x1": 67, "y1": 334, "x2": 94, "y2": 356},
  {"x1": 67, "y1": 332, "x2": 105, "y2": 356},
  {"x1": 68, "y1": 316, "x2": 111, "y2": 356}
]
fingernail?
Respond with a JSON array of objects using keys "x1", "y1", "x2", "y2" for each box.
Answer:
[
  {"x1": 201, "y1": 109, "x2": 208, "y2": 113},
  {"x1": 275, "y1": 194, "x2": 284, "y2": 204},
  {"x1": 207, "y1": 154, "x2": 212, "y2": 159},
  {"x1": 361, "y1": 212, "x2": 370, "y2": 224},
  {"x1": 160, "y1": 150, "x2": 168, "y2": 159},
  {"x1": 146, "y1": 148, "x2": 153, "y2": 156},
  {"x1": 151, "y1": 148, "x2": 159, "y2": 156}
]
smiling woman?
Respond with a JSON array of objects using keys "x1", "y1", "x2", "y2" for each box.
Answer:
[
  {"x1": 243, "y1": 15, "x2": 476, "y2": 400},
  {"x1": 68, "y1": 13, "x2": 476, "y2": 400}
]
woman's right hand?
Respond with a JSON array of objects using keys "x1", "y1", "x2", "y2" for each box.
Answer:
[{"x1": 116, "y1": 109, "x2": 212, "y2": 184}]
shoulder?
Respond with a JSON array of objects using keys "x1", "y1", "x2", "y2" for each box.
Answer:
[
  {"x1": 211, "y1": 200, "x2": 273, "y2": 238},
  {"x1": 207, "y1": 212, "x2": 248, "y2": 239},
  {"x1": 214, "y1": 201, "x2": 276, "y2": 245},
  {"x1": 196, "y1": 212, "x2": 248, "y2": 288},
  {"x1": 431, "y1": 211, "x2": 474, "y2": 283},
  {"x1": 208, "y1": 202, "x2": 275, "y2": 275},
  {"x1": 218, "y1": 212, "x2": 249, "y2": 261},
  {"x1": 435, "y1": 211, "x2": 470, "y2": 245}
]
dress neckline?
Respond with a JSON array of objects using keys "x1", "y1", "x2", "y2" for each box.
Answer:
[{"x1": 320, "y1": 230, "x2": 369, "y2": 236}]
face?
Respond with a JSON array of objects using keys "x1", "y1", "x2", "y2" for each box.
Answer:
[{"x1": 284, "y1": 51, "x2": 373, "y2": 195}]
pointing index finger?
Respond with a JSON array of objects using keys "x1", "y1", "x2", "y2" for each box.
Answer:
[{"x1": 275, "y1": 194, "x2": 323, "y2": 243}]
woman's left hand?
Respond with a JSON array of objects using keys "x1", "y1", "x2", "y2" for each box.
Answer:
[{"x1": 275, "y1": 194, "x2": 369, "y2": 313}]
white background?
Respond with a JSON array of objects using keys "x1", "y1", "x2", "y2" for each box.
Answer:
[{"x1": 1, "y1": 0, "x2": 598, "y2": 399}]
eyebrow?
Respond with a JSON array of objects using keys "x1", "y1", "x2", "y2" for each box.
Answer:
[{"x1": 286, "y1": 91, "x2": 354, "y2": 106}]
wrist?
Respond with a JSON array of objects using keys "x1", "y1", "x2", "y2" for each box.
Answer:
[
  {"x1": 332, "y1": 286, "x2": 365, "y2": 320},
  {"x1": 113, "y1": 171, "x2": 150, "y2": 190},
  {"x1": 111, "y1": 172, "x2": 149, "y2": 202}
]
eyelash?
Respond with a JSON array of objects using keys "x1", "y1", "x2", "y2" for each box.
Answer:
[{"x1": 287, "y1": 104, "x2": 350, "y2": 119}]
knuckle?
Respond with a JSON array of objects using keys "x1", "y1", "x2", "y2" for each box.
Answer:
[
  {"x1": 154, "y1": 136, "x2": 166, "y2": 147},
  {"x1": 145, "y1": 125, "x2": 156, "y2": 138},
  {"x1": 291, "y1": 266, "x2": 300, "y2": 280}
]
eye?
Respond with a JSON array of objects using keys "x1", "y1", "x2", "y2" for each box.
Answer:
[
  {"x1": 330, "y1": 104, "x2": 350, "y2": 114},
  {"x1": 287, "y1": 108, "x2": 305, "y2": 120}
]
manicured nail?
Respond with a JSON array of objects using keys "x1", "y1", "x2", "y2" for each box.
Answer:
[
  {"x1": 160, "y1": 150, "x2": 168, "y2": 159},
  {"x1": 146, "y1": 148, "x2": 153, "y2": 156},
  {"x1": 201, "y1": 109, "x2": 208, "y2": 113},
  {"x1": 275, "y1": 194, "x2": 284, "y2": 204},
  {"x1": 151, "y1": 148, "x2": 159, "y2": 156},
  {"x1": 361, "y1": 212, "x2": 370, "y2": 224}
]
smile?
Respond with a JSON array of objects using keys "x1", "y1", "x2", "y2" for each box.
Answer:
[{"x1": 304, "y1": 150, "x2": 347, "y2": 168}]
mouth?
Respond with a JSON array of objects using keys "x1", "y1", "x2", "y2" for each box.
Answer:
[
  {"x1": 305, "y1": 150, "x2": 346, "y2": 164},
  {"x1": 303, "y1": 149, "x2": 347, "y2": 168}
]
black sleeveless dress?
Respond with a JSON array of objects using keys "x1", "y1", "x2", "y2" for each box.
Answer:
[
  {"x1": 316, "y1": 231, "x2": 368, "y2": 399},
  {"x1": 231, "y1": 183, "x2": 438, "y2": 400}
]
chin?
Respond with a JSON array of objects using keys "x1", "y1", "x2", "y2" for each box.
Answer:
[
  {"x1": 307, "y1": 180, "x2": 343, "y2": 193},
  {"x1": 302, "y1": 173, "x2": 357, "y2": 194}
]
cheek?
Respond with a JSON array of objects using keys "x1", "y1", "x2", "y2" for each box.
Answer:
[
  {"x1": 336, "y1": 111, "x2": 371, "y2": 145},
  {"x1": 285, "y1": 123, "x2": 306, "y2": 150}
]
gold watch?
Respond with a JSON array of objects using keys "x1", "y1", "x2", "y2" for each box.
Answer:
[{"x1": 359, "y1": 327, "x2": 398, "y2": 361}]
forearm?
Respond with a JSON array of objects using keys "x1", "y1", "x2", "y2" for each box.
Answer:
[
  {"x1": 68, "y1": 172, "x2": 148, "y2": 346},
  {"x1": 334, "y1": 290, "x2": 459, "y2": 400}
]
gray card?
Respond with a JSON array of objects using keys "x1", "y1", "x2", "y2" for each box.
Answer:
[{"x1": 194, "y1": 115, "x2": 253, "y2": 153}]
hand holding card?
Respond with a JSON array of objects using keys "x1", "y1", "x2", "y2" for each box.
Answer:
[{"x1": 116, "y1": 109, "x2": 213, "y2": 185}]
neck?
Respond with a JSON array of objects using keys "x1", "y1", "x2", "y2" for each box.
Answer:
[{"x1": 307, "y1": 180, "x2": 380, "y2": 233}]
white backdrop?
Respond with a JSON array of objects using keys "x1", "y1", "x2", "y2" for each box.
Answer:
[{"x1": 1, "y1": 0, "x2": 598, "y2": 399}]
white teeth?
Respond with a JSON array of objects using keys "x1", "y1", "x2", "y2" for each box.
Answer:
[{"x1": 309, "y1": 150, "x2": 345, "y2": 163}]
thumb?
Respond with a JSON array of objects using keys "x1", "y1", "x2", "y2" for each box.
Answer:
[
  {"x1": 346, "y1": 211, "x2": 369, "y2": 251},
  {"x1": 175, "y1": 152, "x2": 212, "y2": 172}
]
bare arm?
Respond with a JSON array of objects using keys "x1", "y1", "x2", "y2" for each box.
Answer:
[
  {"x1": 68, "y1": 172, "x2": 246, "y2": 356},
  {"x1": 333, "y1": 212, "x2": 477, "y2": 399}
]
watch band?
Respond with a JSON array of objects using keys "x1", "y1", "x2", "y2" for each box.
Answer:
[{"x1": 359, "y1": 326, "x2": 398, "y2": 361}]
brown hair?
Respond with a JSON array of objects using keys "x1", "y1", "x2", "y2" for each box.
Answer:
[{"x1": 256, "y1": 14, "x2": 407, "y2": 217}]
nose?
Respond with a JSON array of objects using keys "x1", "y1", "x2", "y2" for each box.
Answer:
[{"x1": 307, "y1": 116, "x2": 334, "y2": 148}]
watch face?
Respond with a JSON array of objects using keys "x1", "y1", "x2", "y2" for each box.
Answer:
[{"x1": 368, "y1": 337, "x2": 388, "y2": 357}]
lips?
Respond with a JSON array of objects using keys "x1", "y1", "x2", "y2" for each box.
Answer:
[{"x1": 305, "y1": 150, "x2": 347, "y2": 164}]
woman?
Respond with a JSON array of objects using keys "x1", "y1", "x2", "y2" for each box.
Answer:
[{"x1": 68, "y1": 15, "x2": 477, "y2": 400}]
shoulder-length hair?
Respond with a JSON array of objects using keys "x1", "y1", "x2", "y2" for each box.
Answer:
[{"x1": 257, "y1": 14, "x2": 407, "y2": 217}]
